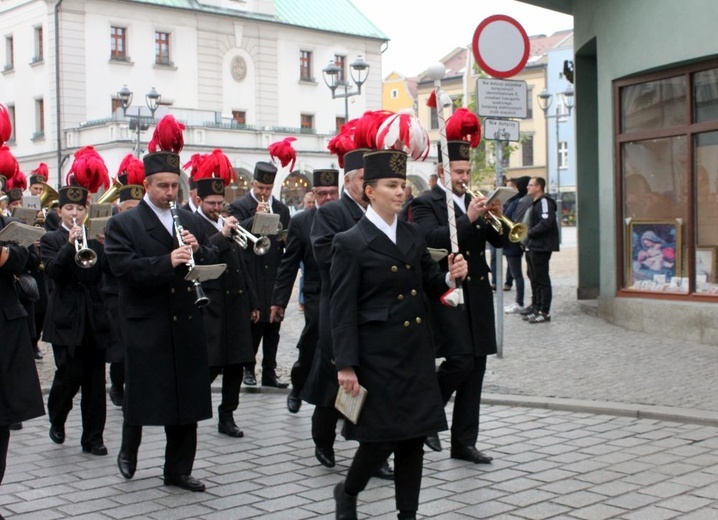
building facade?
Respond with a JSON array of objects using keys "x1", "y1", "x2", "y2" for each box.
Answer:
[{"x1": 0, "y1": 0, "x2": 387, "y2": 202}]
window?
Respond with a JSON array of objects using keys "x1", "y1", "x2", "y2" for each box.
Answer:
[
  {"x1": 522, "y1": 135, "x2": 534, "y2": 167},
  {"x1": 4, "y1": 36, "x2": 13, "y2": 71},
  {"x1": 391, "y1": 89, "x2": 399, "y2": 99},
  {"x1": 334, "y1": 55, "x2": 346, "y2": 84},
  {"x1": 32, "y1": 26, "x2": 43, "y2": 62},
  {"x1": 111, "y1": 98, "x2": 123, "y2": 115},
  {"x1": 335, "y1": 116, "x2": 346, "y2": 131},
  {"x1": 155, "y1": 31, "x2": 170, "y2": 65},
  {"x1": 232, "y1": 110, "x2": 246, "y2": 126},
  {"x1": 558, "y1": 141, "x2": 568, "y2": 168},
  {"x1": 300, "y1": 114, "x2": 314, "y2": 132},
  {"x1": 111, "y1": 27, "x2": 126, "y2": 61},
  {"x1": 34, "y1": 98, "x2": 44, "y2": 138},
  {"x1": 527, "y1": 88, "x2": 533, "y2": 119},
  {"x1": 6, "y1": 104, "x2": 15, "y2": 142},
  {"x1": 616, "y1": 60, "x2": 718, "y2": 297},
  {"x1": 430, "y1": 106, "x2": 438, "y2": 129},
  {"x1": 300, "y1": 50, "x2": 312, "y2": 81}
]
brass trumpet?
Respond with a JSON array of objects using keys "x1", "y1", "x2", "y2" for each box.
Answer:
[
  {"x1": 96, "y1": 179, "x2": 124, "y2": 204},
  {"x1": 461, "y1": 183, "x2": 527, "y2": 243},
  {"x1": 230, "y1": 222, "x2": 271, "y2": 255},
  {"x1": 72, "y1": 217, "x2": 98, "y2": 268}
]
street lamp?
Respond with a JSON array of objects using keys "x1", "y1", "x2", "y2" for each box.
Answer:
[
  {"x1": 322, "y1": 55, "x2": 370, "y2": 122},
  {"x1": 117, "y1": 85, "x2": 162, "y2": 157},
  {"x1": 537, "y1": 85, "x2": 574, "y2": 195}
]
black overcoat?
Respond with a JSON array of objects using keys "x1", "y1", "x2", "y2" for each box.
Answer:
[
  {"x1": 229, "y1": 193, "x2": 290, "y2": 321},
  {"x1": 101, "y1": 269, "x2": 124, "y2": 364},
  {"x1": 271, "y1": 207, "x2": 320, "y2": 355},
  {"x1": 330, "y1": 217, "x2": 448, "y2": 442},
  {"x1": 410, "y1": 186, "x2": 506, "y2": 357},
  {"x1": 0, "y1": 217, "x2": 45, "y2": 426},
  {"x1": 40, "y1": 226, "x2": 111, "y2": 354},
  {"x1": 196, "y1": 215, "x2": 258, "y2": 367},
  {"x1": 104, "y1": 200, "x2": 217, "y2": 426},
  {"x1": 302, "y1": 192, "x2": 364, "y2": 407}
]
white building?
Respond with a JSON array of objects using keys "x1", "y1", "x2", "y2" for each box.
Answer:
[{"x1": 0, "y1": 0, "x2": 387, "y2": 204}]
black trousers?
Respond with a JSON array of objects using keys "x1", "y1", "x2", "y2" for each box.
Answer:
[
  {"x1": 0, "y1": 426, "x2": 9, "y2": 485},
  {"x1": 291, "y1": 292, "x2": 320, "y2": 395},
  {"x1": 312, "y1": 405, "x2": 340, "y2": 449},
  {"x1": 526, "y1": 250, "x2": 553, "y2": 314},
  {"x1": 48, "y1": 340, "x2": 106, "y2": 447},
  {"x1": 506, "y1": 255, "x2": 525, "y2": 307},
  {"x1": 436, "y1": 355, "x2": 487, "y2": 448},
  {"x1": 344, "y1": 437, "x2": 424, "y2": 514},
  {"x1": 248, "y1": 321, "x2": 280, "y2": 371},
  {"x1": 209, "y1": 364, "x2": 243, "y2": 421},
  {"x1": 121, "y1": 420, "x2": 197, "y2": 477},
  {"x1": 110, "y1": 362, "x2": 125, "y2": 390}
]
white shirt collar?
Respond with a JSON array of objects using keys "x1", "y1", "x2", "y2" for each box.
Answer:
[
  {"x1": 365, "y1": 205, "x2": 397, "y2": 244},
  {"x1": 344, "y1": 188, "x2": 366, "y2": 214},
  {"x1": 143, "y1": 194, "x2": 174, "y2": 235},
  {"x1": 451, "y1": 192, "x2": 466, "y2": 214},
  {"x1": 198, "y1": 206, "x2": 223, "y2": 232},
  {"x1": 187, "y1": 197, "x2": 197, "y2": 213},
  {"x1": 250, "y1": 188, "x2": 273, "y2": 207}
]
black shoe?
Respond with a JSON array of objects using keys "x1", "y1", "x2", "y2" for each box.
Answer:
[
  {"x1": 519, "y1": 305, "x2": 535, "y2": 316},
  {"x1": 450, "y1": 446, "x2": 493, "y2": 464},
  {"x1": 315, "y1": 446, "x2": 335, "y2": 468},
  {"x1": 261, "y1": 371, "x2": 289, "y2": 389},
  {"x1": 373, "y1": 460, "x2": 394, "y2": 481},
  {"x1": 117, "y1": 448, "x2": 137, "y2": 479},
  {"x1": 217, "y1": 420, "x2": 244, "y2": 438},
  {"x1": 424, "y1": 433, "x2": 442, "y2": 452},
  {"x1": 528, "y1": 311, "x2": 551, "y2": 324},
  {"x1": 163, "y1": 474, "x2": 206, "y2": 492},
  {"x1": 33, "y1": 346, "x2": 43, "y2": 360},
  {"x1": 82, "y1": 443, "x2": 108, "y2": 456},
  {"x1": 522, "y1": 312, "x2": 537, "y2": 322},
  {"x1": 334, "y1": 482, "x2": 358, "y2": 520},
  {"x1": 8, "y1": 423, "x2": 22, "y2": 431},
  {"x1": 109, "y1": 386, "x2": 124, "y2": 407},
  {"x1": 49, "y1": 424, "x2": 65, "y2": 444},
  {"x1": 287, "y1": 391, "x2": 302, "y2": 413},
  {"x1": 243, "y1": 368, "x2": 257, "y2": 386}
]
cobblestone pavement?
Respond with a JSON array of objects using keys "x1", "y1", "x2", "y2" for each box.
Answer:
[{"x1": 8, "y1": 226, "x2": 718, "y2": 518}]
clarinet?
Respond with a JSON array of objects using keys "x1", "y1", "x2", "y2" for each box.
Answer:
[{"x1": 169, "y1": 202, "x2": 210, "y2": 307}]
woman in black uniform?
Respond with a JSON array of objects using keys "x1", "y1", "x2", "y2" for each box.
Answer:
[{"x1": 330, "y1": 149, "x2": 467, "y2": 520}]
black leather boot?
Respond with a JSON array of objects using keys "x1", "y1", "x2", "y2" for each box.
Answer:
[{"x1": 334, "y1": 482, "x2": 358, "y2": 520}]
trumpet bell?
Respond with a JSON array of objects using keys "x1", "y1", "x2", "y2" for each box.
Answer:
[
  {"x1": 253, "y1": 236, "x2": 271, "y2": 255},
  {"x1": 39, "y1": 183, "x2": 59, "y2": 209},
  {"x1": 75, "y1": 247, "x2": 98, "y2": 268}
]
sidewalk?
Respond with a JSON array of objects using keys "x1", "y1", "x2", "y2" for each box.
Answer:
[{"x1": 6, "y1": 227, "x2": 717, "y2": 518}]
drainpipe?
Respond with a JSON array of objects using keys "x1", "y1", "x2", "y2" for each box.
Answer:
[{"x1": 54, "y1": 0, "x2": 64, "y2": 189}]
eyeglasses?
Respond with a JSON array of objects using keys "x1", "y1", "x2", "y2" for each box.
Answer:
[{"x1": 203, "y1": 200, "x2": 224, "y2": 207}]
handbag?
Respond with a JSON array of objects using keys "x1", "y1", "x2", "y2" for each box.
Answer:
[{"x1": 15, "y1": 272, "x2": 40, "y2": 303}]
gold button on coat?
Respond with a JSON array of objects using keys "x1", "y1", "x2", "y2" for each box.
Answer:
[
  {"x1": 410, "y1": 289, "x2": 417, "y2": 296},
  {"x1": 391, "y1": 266, "x2": 398, "y2": 272},
  {"x1": 415, "y1": 317, "x2": 422, "y2": 324},
  {"x1": 404, "y1": 321, "x2": 410, "y2": 327},
  {"x1": 397, "y1": 294, "x2": 404, "y2": 300}
]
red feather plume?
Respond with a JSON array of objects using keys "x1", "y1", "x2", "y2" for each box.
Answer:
[
  {"x1": 66, "y1": 146, "x2": 110, "y2": 194},
  {"x1": 445, "y1": 108, "x2": 481, "y2": 148},
  {"x1": 327, "y1": 119, "x2": 359, "y2": 168},
  {"x1": 0, "y1": 145, "x2": 19, "y2": 179},
  {"x1": 124, "y1": 156, "x2": 145, "y2": 185},
  {"x1": 182, "y1": 153, "x2": 207, "y2": 180},
  {"x1": 148, "y1": 115, "x2": 185, "y2": 153},
  {"x1": 32, "y1": 162, "x2": 49, "y2": 178},
  {"x1": 376, "y1": 112, "x2": 430, "y2": 161},
  {"x1": 268, "y1": 137, "x2": 297, "y2": 171},
  {"x1": 354, "y1": 110, "x2": 393, "y2": 150},
  {"x1": 0, "y1": 104, "x2": 12, "y2": 145},
  {"x1": 195, "y1": 149, "x2": 236, "y2": 186},
  {"x1": 5, "y1": 169, "x2": 27, "y2": 191}
]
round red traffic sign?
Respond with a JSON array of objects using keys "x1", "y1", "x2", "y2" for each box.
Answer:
[{"x1": 472, "y1": 15, "x2": 530, "y2": 79}]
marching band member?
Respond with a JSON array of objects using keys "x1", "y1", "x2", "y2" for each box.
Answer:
[
  {"x1": 28, "y1": 164, "x2": 48, "y2": 197},
  {"x1": 0, "y1": 118, "x2": 44, "y2": 491},
  {"x1": 270, "y1": 168, "x2": 339, "y2": 414},
  {"x1": 331, "y1": 149, "x2": 467, "y2": 520},
  {"x1": 410, "y1": 109, "x2": 506, "y2": 463},
  {"x1": 105, "y1": 115, "x2": 217, "y2": 491},
  {"x1": 41, "y1": 147, "x2": 112, "y2": 456},
  {"x1": 194, "y1": 150, "x2": 259, "y2": 439},
  {"x1": 229, "y1": 140, "x2": 292, "y2": 389}
]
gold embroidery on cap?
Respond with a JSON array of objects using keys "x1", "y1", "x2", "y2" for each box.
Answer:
[
  {"x1": 389, "y1": 152, "x2": 407, "y2": 176},
  {"x1": 211, "y1": 179, "x2": 224, "y2": 195},
  {"x1": 459, "y1": 143, "x2": 470, "y2": 160},
  {"x1": 131, "y1": 186, "x2": 144, "y2": 199},
  {"x1": 319, "y1": 170, "x2": 335, "y2": 186},
  {"x1": 66, "y1": 187, "x2": 84, "y2": 202},
  {"x1": 166, "y1": 154, "x2": 180, "y2": 168}
]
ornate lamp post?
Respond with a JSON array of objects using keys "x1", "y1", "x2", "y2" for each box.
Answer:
[
  {"x1": 537, "y1": 85, "x2": 575, "y2": 195},
  {"x1": 322, "y1": 55, "x2": 370, "y2": 122},
  {"x1": 117, "y1": 85, "x2": 162, "y2": 157}
]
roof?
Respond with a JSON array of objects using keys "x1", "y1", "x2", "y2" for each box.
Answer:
[{"x1": 126, "y1": 0, "x2": 388, "y2": 40}]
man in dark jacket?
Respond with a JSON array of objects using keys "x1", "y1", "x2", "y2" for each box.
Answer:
[
  {"x1": 229, "y1": 162, "x2": 290, "y2": 388},
  {"x1": 523, "y1": 177, "x2": 560, "y2": 324},
  {"x1": 271, "y1": 169, "x2": 339, "y2": 413},
  {"x1": 502, "y1": 176, "x2": 531, "y2": 314},
  {"x1": 411, "y1": 139, "x2": 507, "y2": 463},
  {"x1": 105, "y1": 146, "x2": 217, "y2": 491},
  {"x1": 195, "y1": 175, "x2": 259, "y2": 438}
]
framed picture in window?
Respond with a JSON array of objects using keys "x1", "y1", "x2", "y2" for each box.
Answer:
[
  {"x1": 626, "y1": 218, "x2": 682, "y2": 291},
  {"x1": 696, "y1": 246, "x2": 717, "y2": 284}
]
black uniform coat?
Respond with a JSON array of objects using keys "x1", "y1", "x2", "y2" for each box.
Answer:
[
  {"x1": 196, "y1": 214, "x2": 258, "y2": 367},
  {"x1": 229, "y1": 193, "x2": 290, "y2": 321},
  {"x1": 303, "y1": 192, "x2": 364, "y2": 407},
  {"x1": 271, "y1": 206, "x2": 321, "y2": 353},
  {"x1": 330, "y1": 217, "x2": 448, "y2": 442},
  {"x1": 410, "y1": 186, "x2": 506, "y2": 358},
  {"x1": 101, "y1": 268, "x2": 124, "y2": 364},
  {"x1": 104, "y1": 200, "x2": 217, "y2": 426},
  {"x1": 0, "y1": 217, "x2": 44, "y2": 426},
  {"x1": 40, "y1": 226, "x2": 111, "y2": 354}
]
